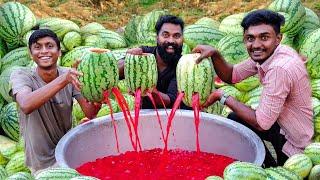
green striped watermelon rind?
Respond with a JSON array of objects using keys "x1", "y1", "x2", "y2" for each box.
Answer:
[
  {"x1": 283, "y1": 153, "x2": 313, "y2": 178},
  {"x1": 176, "y1": 53, "x2": 214, "y2": 107},
  {"x1": 77, "y1": 51, "x2": 119, "y2": 102},
  {"x1": 35, "y1": 167, "x2": 80, "y2": 180},
  {"x1": 223, "y1": 161, "x2": 268, "y2": 180},
  {"x1": 124, "y1": 53, "x2": 158, "y2": 96}
]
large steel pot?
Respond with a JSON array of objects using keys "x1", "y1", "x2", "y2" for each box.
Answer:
[{"x1": 56, "y1": 109, "x2": 265, "y2": 168}]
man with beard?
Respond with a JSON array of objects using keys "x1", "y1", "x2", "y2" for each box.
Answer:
[
  {"x1": 193, "y1": 10, "x2": 313, "y2": 167},
  {"x1": 121, "y1": 15, "x2": 188, "y2": 109}
]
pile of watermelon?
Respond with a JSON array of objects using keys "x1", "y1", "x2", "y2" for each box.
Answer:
[{"x1": 0, "y1": 0, "x2": 319, "y2": 179}]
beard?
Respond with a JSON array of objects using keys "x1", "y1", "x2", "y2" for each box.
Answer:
[{"x1": 156, "y1": 41, "x2": 183, "y2": 66}]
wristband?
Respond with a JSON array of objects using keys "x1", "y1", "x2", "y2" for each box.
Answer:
[{"x1": 219, "y1": 93, "x2": 229, "y2": 105}]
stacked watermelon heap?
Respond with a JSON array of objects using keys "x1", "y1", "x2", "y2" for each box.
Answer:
[
  {"x1": 220, "y1": 142, "x2": 320, "y2": 180},
  {"x1": 0, "y1": 0, "x2": 319, "y2": 179}
]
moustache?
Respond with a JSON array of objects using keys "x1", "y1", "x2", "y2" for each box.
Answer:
[{"x1": 163, "y1": 42, "x2": 179, "y2": 50}]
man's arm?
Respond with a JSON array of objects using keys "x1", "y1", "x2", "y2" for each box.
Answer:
[
  {"x1": 203, "y1": 89, "x2": 264, "y2": 131},
  {"x1": 119, "y1": 47, "x2": 145, "y2": 79},
  {"x1": 151, "y1": 89, "x2": 171, "y2": 107},
  {"x1": 192, "y1": 45, "x2": 234, "y2": 83},
  {"x1": 76, "y1": 97, "x2": 101, "y2": 119},
  {"x1": 15, "y1": 69, "x2": 82, "y2": 115}
]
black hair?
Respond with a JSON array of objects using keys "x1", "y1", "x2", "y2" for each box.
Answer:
[
  {"x1": 155, "y1": 15, "x2": 184, "y2": 35},
  {"x1": 241, "y1": 9, "x2": 285, "y2": 34},
  {"x1": 28, "y1": 28, "x2": 60, "y2": 50}
]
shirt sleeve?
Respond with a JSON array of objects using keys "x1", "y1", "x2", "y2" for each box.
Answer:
[
  {"x1": 232, "y1": 59, "x2": 258, "y2": 83},
  {"x1": 256, "y1": 67, "x2": 291, "y2": 130},
  {"x1": 140, "y1": 46, "x2": 156, "y2": 54},
  {"x1": 9, "y1": 69, "x2": 33, "y2": 100}
]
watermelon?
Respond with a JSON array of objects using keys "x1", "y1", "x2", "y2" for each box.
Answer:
[
  {"x1": 183, "y1": 24, "x2": 225, "y2": 49},
  {"x1": 217, "y1": 35, "x2": 249, "y2": 64},
  {"x1": 0, "y1": 135, "x2": 17, "y2": 159},
  {"x1": 268, "y1": 0, "x2": 306, "y2": 36},
  {"x1": 96, "y1": 98, "x2": 119, "y2": 117},
  {"x1": 177, "y1": 53, "x2": 214, "y2": 107},
  {"x1": 117, "y1": 79, "x2": 129, "y2": 93},
  {"x1": 38, "y1": 17, "x2": 80, "y2": 40},
  {"x1": 294, "y1": 7, "x2": 320, "y2": 50},
  {"x1": 0, "y1": 165, "x2": 8, "y2": 179},
  {"x1": 300, "y1": 29, "x2": 320, "y2": 79},
  {"x1": 0, "y1": 66, "x2": 23, "y2": 103},
  {"x1": 63, "y1": 31, "x2": 82, "y2": 51},
  {"x1": 219, "y1": 85, "x2": 242, "y2": 101},
  {"x1": 194, "y1": 17, "x2": 220, "y2": 29},
  {"x1": 0, "y1": 38, "x2": 7, "y2": 58},
  {"x1": 205, "y1": 175, "x2": 224, "y2": 180},
  {"x1": 83, "y1": 35, "x2": 107, "y2": 49},
  {"x1": 245, "y1": 85, "x2": 263, "y2": 107},
  {"x1": 0, "y1": 2, "x2": 36, "y2": 50},
  {"x1": 5, "y1": 151, "x2": 29, "y2": 176},
  {"x1": 312, "y1": 97, "x2": 320, "y2": 117},
  {"x1": 265, "y1": 166, "x2": 302, "y2": 180},
  {"x1": 0, "y1": 102, "x2": 19, "y2": 141},
  {"x1": 0, "y1": 94, "x2": 7, "y2": 112},
  {"x1": 96, "y1": 29, "x2": 127, "y2": 49},
  {"x1": 22, "y1": 30, "x2": 34, "y2": 46},
  {"x1": 124, "y1": 53, "x2": 158, "y2": 95},
  {"x1": 80, "y1": 22, "x2": 105, "y2": 38},
  {"x1": 219, "y1": 13, "x2": 247, "y2": 35},
  {"x1": 234, "y1": 76, "x2": 260, "y2": 92},
  {"x1": 221, "y1": 106, "x2": 233, "y2": 117},
  {"x1": 124, "y1": 15, "x2": 142, "y2": 45},
  {"x1": 35, "y1": 167, "x2": 80, "y2": 180},
  {"x1": 137, "y1": 9, "x2": 168, "y2": 46},
  {"x1": 308, "y1": 164, "x2": 320, "y2": 180},
  {"x1": 283, "y1": 153, "x2": 313, "y2": 178},
  {"x1": 312, "y1": 79, "x2": 320, "y2": 99},
  {"x1": 223, "y1": 161, "x2": 268, "y2": 180},
  {"x1": 72, "y1": 100, "x2": 85, "y2": 127},
  {"x1": 77, "y1": 51, "x2": 119, "y2": 102},
  {"x1": 315, "y1": 134, "x2": 320, "y2": 142},
  {"x1": 204, "y1": 102, "x2": 224, "y2": 115},
  {"x1": 304, "y1": 143, "x2": 320, "y2": 165},
  {"x1": 281, "y1": 33, "x2": 295, "y2": 48},
  {"x1": 61, "y1": 46, "x2": 92, "y2": 67},
  {"x1": 70, "y1": 176, "x2": 100, "y2": 180},
  {"x1": 111, "y1": 48, "x2": 128, "y2": 61},
  {"x1": 7, "y1": 172, "x2": 33, "y2": 180},
  {"x1": 0, "y1": 47, "x2": 32, "y2": 73},
  {"x1": 0, "y1": 151, "x2": 8, "y2": 166},
  {"x1": 182, "y1": 43, "x2": 191, "y2": 55},
  {"x1": 16, "y1": 136, "x2": 25, "y2": 152}
]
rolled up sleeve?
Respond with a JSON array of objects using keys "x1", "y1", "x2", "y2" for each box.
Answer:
[
  {"x1": 256, "y1": 67, "x2": 291, "y2": 130},
  {"x1": 232, "y1": 59, "x2": 258, "y2": 84}
]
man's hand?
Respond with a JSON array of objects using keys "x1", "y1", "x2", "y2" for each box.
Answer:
[
  {"x1": 202, "y1": 89, "x2": 224, "y2": 108},
  {"x1": 64, "y1": 68, "x2": 83, "y2": 91},
  {"x1": 192, "y1": 45, "x2": 217, "y2": 64},
  {"x1": 63, "y1": 60, "x2": 83, "y2": 91},
  {"x1": 126, "y1": 47, "x2": 143, "y2": 55}
]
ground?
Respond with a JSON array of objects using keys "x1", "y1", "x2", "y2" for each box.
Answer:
[{"x1": 0, "y1": 0, "x2": 319, "y2": 30}]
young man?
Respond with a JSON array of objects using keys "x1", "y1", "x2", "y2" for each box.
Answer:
[
  {"x1": 122, "y1": 15, "x2": 190, "y2": 109},
  {"x1": 194, "y1": 10, "x2": 313, "y2": 167},
  {"x1": 10, "y1": 29, "x2": 101, "y2": 173}
]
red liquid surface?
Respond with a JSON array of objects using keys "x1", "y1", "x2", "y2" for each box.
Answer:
[
  {"x1": 81, "y1": 91, "x2": 235, "y2": 179},
  {"x1": 76, "y1": 148, "x2": 235, "y2": 180}
]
